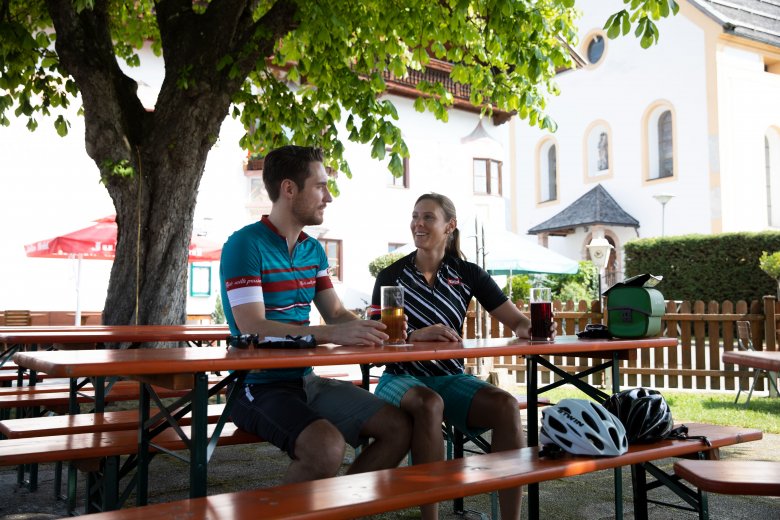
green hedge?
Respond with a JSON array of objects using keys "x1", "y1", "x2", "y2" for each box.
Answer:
[{"x1": 623, "y1": 231, "x2": 780, "y2": 301}]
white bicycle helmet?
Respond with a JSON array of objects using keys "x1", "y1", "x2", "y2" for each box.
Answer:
[{"x1": 540, "y1": 398, "x2": 628, "y2": 456}]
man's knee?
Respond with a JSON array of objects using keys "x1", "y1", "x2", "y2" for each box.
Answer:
[{"x1": 293, "y1": 419, "x2": 346, "y2": 477}]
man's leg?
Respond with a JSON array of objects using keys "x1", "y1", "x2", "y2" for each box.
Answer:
[
  {"x1": 286, "y1": 419, "x2": 346, "y2": 483},
  {"x1": 348, "y1": 403, "x2": 411, "y2": 474},
  {"x1": 305, "y1": 375, "x2": 411, "y2": 474},
  {"x1": 230, "y1": 381, "x2": 346, "y2": 483}
]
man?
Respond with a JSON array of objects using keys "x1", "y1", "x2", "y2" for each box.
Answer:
[{"x1": 220, "y1": 145, "x2": 411, "y2": 484}]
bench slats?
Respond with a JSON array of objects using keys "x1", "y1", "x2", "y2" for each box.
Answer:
[{"x1": 70, "y1": 423, "x2": 761, "y2": 520}]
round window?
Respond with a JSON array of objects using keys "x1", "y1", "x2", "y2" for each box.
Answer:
[{"x1": 587, "y1": 35, "x2": 605, "y2": 65}]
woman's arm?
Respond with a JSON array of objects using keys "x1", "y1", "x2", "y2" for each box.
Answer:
[{"x1": 488, "y1": 300, "x2": 534, "y2": 339}]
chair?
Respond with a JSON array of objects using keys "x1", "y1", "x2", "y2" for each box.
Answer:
[
  {"x1": 733, "y1": 321, "x2": 779, "y2": 405},
  {"x1": 2, "y1": 310, "x2": 31, "y2": 326}
]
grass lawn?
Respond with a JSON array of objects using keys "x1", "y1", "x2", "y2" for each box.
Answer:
[{"x1": 514, "y1": 385, "x2": 780, "y2": 434}]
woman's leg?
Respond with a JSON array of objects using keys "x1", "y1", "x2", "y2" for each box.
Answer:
[
  {"x1": 467, "y1": 386, "x2": 525, "y2": 520},
  {"x1": 376, "y1": 375, "x2": 444, "y2": 520}
]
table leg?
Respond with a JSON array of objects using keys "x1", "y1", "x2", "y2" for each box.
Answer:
[
  {"x1": 527, "y1": 355, "x2": 540, "y2": 520},
  {"x1": 190, "y1": 371, "x2": 209, "y2": 498},
  {"x1": 611, "y1": 352, "x2": 623, "y2": 518},
  {"x1": 136, "y1": 383, "x2": 151, "y2": 506}
]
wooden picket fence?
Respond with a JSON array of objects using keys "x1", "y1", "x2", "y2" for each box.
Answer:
[{"x1": 464, "y1": 296, "x2": 780, "y2": 392}]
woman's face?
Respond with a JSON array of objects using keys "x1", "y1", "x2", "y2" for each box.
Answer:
[{"x1": 410, "y1": 198, "x2": 455, "y2": 253}]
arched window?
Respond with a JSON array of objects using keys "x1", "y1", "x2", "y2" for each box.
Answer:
[
  {"x1": 767, "y1": 128, "x2": 780, "y2": 227},
  {"x1": 538, "y1": 140, "x2": 558, "y2": 202},
  {"x1": 658, "y1": 111, "x2": 673, "y2": 178},
  {"x1": 644, "y1": 103, "x2": 676, "y2": 181},
  {"x1": 584, "y1": 122, "x2": 612, "y2": 179}
]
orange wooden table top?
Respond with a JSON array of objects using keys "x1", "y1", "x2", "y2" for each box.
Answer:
[
  {"x1": 12, "y1": 335, "x2": 678, "y2": 378},
  {"x1": 723, "y1": 350, "x2": 780, "y2": 373}
]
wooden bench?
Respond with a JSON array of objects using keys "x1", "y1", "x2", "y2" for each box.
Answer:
[
  {"x1": 66, "y1": 423, "x2": 761, "y2": 520},
  {"x1": 0, "y1": 403, "x2": 229, "y2": 438},
  {"x1": 0, "y1": 371, "x2": 48, "y2": 385},
  {"x1": 674, "y1": 459, "x2": 780, "y2": 496},
  {"x1": 0, "y1": 378, "x2": 225, "y2": 412},
  {"x1": 0, "y1": 422, "x2": 260, "y2": 466},
  {"x1": 0, "y1": 421, "x2": 263, "y2": 514}
]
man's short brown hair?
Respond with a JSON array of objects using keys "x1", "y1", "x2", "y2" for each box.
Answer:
[{"x1": 262, "y1": 146, "x2": 324, "y2": 202}]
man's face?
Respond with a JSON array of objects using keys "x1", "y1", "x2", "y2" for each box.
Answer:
[{"x1": 291, "y1": 162, "x2": 332, "y2": 226}]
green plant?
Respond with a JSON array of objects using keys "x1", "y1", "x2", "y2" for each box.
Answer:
[
  {"x1": 545, "y1": 261, "x2": 598, "y2": 300},
  {"x1": 759, "y1": 251, "x2": 780, "y2": 279},
  {"x1": 368, "y1": 252, "x2": 404, "y2": 278},
  {"x1": 211, "y1": 294, "x2": 226, "y2": 324},
  {"x1": 503, "y1": 275, "x2": 532, "y2": 301}
]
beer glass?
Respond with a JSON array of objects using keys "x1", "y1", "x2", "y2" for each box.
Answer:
[
  {"x1": 530, "y1": 287, "x2": 553, "y2": 342},
  {"x1": 381, "y1": 286, "x2": 405, "y2": 345}
]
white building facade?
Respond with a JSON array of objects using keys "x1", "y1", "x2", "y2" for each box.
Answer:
[
  {"x1": 3, "y1": 0, "x2": 778, "y2": 316},
  {"x1": 513, "y1": 0, "x2": 780, "y2": 280}
]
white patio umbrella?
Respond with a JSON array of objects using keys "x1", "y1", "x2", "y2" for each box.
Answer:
[
  {"x1": 466, "y1": 228, "x2": 579, "y2": 276},
  {"x1": 396, "y1": 228, "x2": 578, "y2": 275}
]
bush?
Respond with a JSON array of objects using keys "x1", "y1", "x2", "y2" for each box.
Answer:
[
  {"x1": 624, "y1": 232, "x2": 780, "y2": 301},
  {"x1": 503, "y1": 275, "x2": 532, "y2": 300},
  {"x1": 759, "y1": 251, "x2": 780, "y2": 279},
  {"x1": 368, "y1": 252, "x2": 404, "y2": 278}
]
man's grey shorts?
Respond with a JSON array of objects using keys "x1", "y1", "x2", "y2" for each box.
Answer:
[{"x1": 229, "y1": 372, "x2": 386, "y2": 458}]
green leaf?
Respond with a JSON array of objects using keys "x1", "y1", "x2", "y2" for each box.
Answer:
[
  {"x1": 54, "y1": 115, "x2": 69, "y2": 137},
  {"x1": 370, "y1": 137, "x2": 386, "y2": 159}
]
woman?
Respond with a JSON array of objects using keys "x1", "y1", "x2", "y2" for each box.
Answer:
[{"x1": 370, "y1": 192, "x2": 554, "y2": 520}]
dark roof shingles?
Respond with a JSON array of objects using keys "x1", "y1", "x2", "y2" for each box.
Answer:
[
  {"x1": 528, "y1": 184, "x2": 639, "y2": 235},
  {"x1": 694, "y1": 0, "x2": 780, "y2": 48}
]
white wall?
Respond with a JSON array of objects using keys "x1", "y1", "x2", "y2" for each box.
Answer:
[
  {"x1": 514, "y1": 0, "x2": 713, "y2": 262},
  {"x1": 716, "y1": 44, "x2": 780, "y2": 232}
]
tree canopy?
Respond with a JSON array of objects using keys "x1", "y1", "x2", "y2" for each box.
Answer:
[{"x1": 0, "y1": 0, "x2": 678, "y2": 327}]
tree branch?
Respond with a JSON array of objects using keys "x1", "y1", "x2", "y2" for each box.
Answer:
[{"x1": 44, "y1": 0, "x2": 147, "y2": 161}]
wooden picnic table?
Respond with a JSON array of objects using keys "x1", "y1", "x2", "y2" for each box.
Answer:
[
  {"x1": 12, "y1": 334, "x2": 677, "y2": 518},
  {"x1": 723, "y1": 349, "x2": 780, "y2": 373}
]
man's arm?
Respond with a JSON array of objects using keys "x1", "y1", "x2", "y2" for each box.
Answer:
[
  {"x1": 231, "y1": 290, "x2": 389, "y2": 345},
  {"x1": 314, "y1": 288, "x2": 359, "y2": 324}
]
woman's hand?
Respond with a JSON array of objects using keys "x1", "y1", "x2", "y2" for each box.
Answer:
[
  {"x1": 409, "y1": 324, "x2": 462, "y2": 342},
  {"x1": 514, "y1": 319, "x2": 558, "y2": 340}
]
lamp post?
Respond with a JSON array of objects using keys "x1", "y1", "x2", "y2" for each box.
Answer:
[
  {"x1": 587, "y1": 237, "x2": 613, "y2": 310},
  {"x1": 653, "y1": 193, "x2": 675, "y2": 237}
]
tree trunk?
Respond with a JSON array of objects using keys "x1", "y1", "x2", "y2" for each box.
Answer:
[{"x1": 44, "y1": 0, "x2": 296, "y2": 328}]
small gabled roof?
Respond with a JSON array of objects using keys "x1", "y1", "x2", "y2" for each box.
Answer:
[
  {"x1": 527, "y1": 184, "x2": 639, "y2": 236},
  {"x1": 690, "y1": 0, "x2": 780, "y2": 48}
]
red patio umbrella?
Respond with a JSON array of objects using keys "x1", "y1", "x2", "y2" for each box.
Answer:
[
  {"x1": 24, "y1": 215, "x2": 221, "y2": 261},
  {"x1": 24, "y1": 216, "x2": 222, "y2": 323}
]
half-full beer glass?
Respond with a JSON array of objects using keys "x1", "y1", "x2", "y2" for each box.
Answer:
[
  {"x1": 530, "y1": 287, "x2": 553, "y2": 342},
  {"x1": 381, "y1": 286, "x2": 405, "y2": 345}
]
